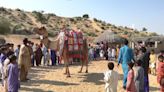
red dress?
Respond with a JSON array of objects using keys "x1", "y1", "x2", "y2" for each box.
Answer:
[
  {"x1": 157, "y1": 62, "x2": 164, "y2": 92},
  {"x1": 126, "y1": 69, "x2": 136, "y2": 92}
]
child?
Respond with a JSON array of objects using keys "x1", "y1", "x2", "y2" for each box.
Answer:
[
  {"x1": 45, "y1": 50, "x2": 50, "y2": 66},
  {"x1": 149, "y1": 49, "x2": 157, "y2": 75},
  {"x1": 104, "y1": 62, "x2": 119, "y2": 92},
  {"x1": 134, "y1": 60, "x2": 144, "y2": 92},
  {"x1": 7, "y1": 55, "x2": 19, "y2": 92},
  {"x1": 157, "y1": 55, "x2": 164, "y2": 92},
  {"x1": 126, "y1": 62, "x2": 136, "y2": 92}
]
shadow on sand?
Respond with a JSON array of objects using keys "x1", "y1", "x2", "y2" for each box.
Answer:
[
  {"x1": 21, "y1": 79, "x2": 79, "y2": 86},
  {"x1": 150, "y1": 86, "x2": 160, "y2": 91},
  {"x1": 81, "y1": 73, "x2": 104, "y2": 85},
  {"x1": 21, "y1": 87, "x2": 54, "y2": 92}
]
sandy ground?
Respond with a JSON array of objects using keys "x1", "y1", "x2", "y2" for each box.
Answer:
[
  {"x1": 1, "y1": 60, "x2": 160, "y2": 92},
  {"x1": 0, "y1": 35, "x2": 160, "y2": 92}
]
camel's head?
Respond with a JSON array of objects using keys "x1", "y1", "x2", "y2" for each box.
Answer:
[
  {"x1": 33, "y1": 26, "x2": 49, "y2": 48},
  {"x1": 33, "y1": 26, "x2": 48, "y2": 37}
]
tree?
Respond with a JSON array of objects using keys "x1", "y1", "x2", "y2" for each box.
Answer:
[
  {"x1": 0, "y1": 17, "x2": 11, "y2": 34},
  {"x1": 83, "y1": 14, "x2": 89, "y2": 19},
  {"x1": 142, "y1": 27, "x2": 147, "y2": 31}
]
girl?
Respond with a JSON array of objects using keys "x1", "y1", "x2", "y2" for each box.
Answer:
[
  {"x1": 126, "y1": 62, "x2": 136, "y2": 92},
  {"x1": 157, "y1": 55, "x2": 164, "y2": 92}
]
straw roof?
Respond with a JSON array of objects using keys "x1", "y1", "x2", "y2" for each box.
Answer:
[
  {"x1": 132, "y1": 36, "x2": 164, "y2": 42},
  {"x1": 94, "y1": 30, "x2": 125, "y2": 43},
  {"x1": 147, "y1": 36, "x2": 164, "y2": 42}
]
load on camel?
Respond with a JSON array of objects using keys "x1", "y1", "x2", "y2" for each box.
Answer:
[{"x1": 33, "y1": 26, "x2": 88, "y2": 77}]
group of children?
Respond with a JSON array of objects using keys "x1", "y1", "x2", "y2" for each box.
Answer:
[{"x1": 104, "y1": 55, "x2": 164, "y2": 92}]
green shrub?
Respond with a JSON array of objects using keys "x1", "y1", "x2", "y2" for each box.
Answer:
[
  {"x1": 75, "y1": 17, "x2": 82, "y2": 21},
  {"x1": 101, "y1": 26, "x2": 105, "y2": 30},
  {"x1": 32, "y1": 11, "x2": 47, "y2": 24},
  {"x1": 93, "y1": 18, "x2": 98, "y2": 22},
  {"x1": 87, "y1": 32, "x2": 97, "y2": 37},
  {"x1": 149, "y1": 32, "x2": 158, "y2": 36},
  {"x1": 142, "y1": 27, "x2": 147, "y2": 32},
  {"x1": 0, "y1": 7, "x2": 6, "y2": 12},
  {"x1": 82, "y1": 14, "x2": 89, "y2": 19},
  {"x1": 0, "y1": 17, "x2": 11, "y2": 34},
  {"x1": 123, "y1": 31, "x2": 128, "y2": 35},
  {"x1": 15, "y1": 8, "x2": 21, "y2": 11}
]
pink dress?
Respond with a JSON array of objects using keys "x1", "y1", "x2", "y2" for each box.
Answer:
[
  {"x1": 157, "y1": 62, "x2": 164, "y2": 92},
  {"x1": 126, "y1": 69, "x2": 136, "y2": 92}
]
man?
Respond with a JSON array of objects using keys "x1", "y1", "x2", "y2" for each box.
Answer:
[
  {"x1": 18, "y1": 38, "x2": 31, "y2": 81},
  {"x1": 42, "y1": 45, "x2": 48, "y2": 66},
  {"x1": 14, "y1": 45, "x2": 21, "y2": 59},
  {"x1": 0, "y1": 46, "x2": 8, "y2": 86},
  {"x1": 50, "y1": 49, "x2": 56, "y2": 66},
  {"x1": 56, "y1": 27, "x2": 67, "y2": 57},
  {"x1": 138, "y1": 47, "x2": 150, "y2": 92},
  {"x1": 117, "y1": 39, "x2": 134, "y2": 89}
]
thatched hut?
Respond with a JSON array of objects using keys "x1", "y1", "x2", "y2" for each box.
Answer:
[
  {"x1": 132, "y1": 36, "x2": 164, "y2": 53},
  {"x1": 94, "y1": 30, "x2": 126, "y2": 48}
]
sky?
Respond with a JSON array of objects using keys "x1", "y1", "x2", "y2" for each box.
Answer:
[{"x1": 0, "y1": 0, "x2": 164, "y2": 34}]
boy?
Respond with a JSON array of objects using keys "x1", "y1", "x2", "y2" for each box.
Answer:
[
  {"x1": 134, "y1": 60, "x2": 144, "y2": 92},
  {"x1": 157, "y1": 55, "x2": 164, "y2": 92},
  {"x1": 7, "y1": 55, "x2": 19, "y2": 92},
  {"x1": 104, "y1": 62, "x2": 119, "y2": 92}
]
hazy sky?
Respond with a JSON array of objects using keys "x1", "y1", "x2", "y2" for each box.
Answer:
[{"x1": 0, "y1": 0, "x2": 164, "y2": 34}]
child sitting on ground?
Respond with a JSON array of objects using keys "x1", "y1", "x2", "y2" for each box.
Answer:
[{"x1": 104, "y1": 62, "x2": 119, "y2": 92}]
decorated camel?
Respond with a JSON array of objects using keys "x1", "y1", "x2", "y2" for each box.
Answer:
[{"x1": 33, "y1": 27, "x2": 88, "y2": 77}]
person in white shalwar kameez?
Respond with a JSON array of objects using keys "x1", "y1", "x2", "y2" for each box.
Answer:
[
  {"x1": 56, "y1": 29, "x2": 66, "y2": 56},
  {"x1": 104, "y1": 62, "x2": 119, "y2": 92}
]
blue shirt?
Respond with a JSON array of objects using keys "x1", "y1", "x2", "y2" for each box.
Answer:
[
  {"x1": 118, "y1": 45, "x2": 134, "y2": 64},
  {"x1": 0, "y1": 53, "x2": 7, "y2": 65}
]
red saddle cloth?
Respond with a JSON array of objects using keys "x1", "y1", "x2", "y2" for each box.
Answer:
[{"x1": 67, "y1": 30, "x2": 84, "y2": 59}]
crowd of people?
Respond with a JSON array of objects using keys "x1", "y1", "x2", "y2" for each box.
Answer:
[
  {"x1": 0, "y1": 38, "x2": 60, "y2": 92},
  {"x1": 103, "y1": 39, "x2": 164, "y2": 92},
  {"x1": 88, "y1": 42, "x2": 120, "y2": 62},
  {"x1": 0, "y1": 37, "x2": 163, "y2": 92}
]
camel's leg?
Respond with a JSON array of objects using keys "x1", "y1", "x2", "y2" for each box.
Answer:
[
  {"x1": 64, "y1": 66, "x2": 67, "y2": 75},
  {"x1": 78, "y1": 60, "x2": 84, "y2": 73},
  {"x1": 64, "y1": 57, "x2": 70, "y2": 77},
  {"x1": 85, "y1": 55, "x2": 89, "y2": 73},
  {"x1": 65, "y1": 62, "x2": 70, "y2": 77}
]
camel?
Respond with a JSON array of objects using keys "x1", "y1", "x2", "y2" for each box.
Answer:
[{"x1": 33, "y1": 27, "x2": 88, "y2": 77}]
